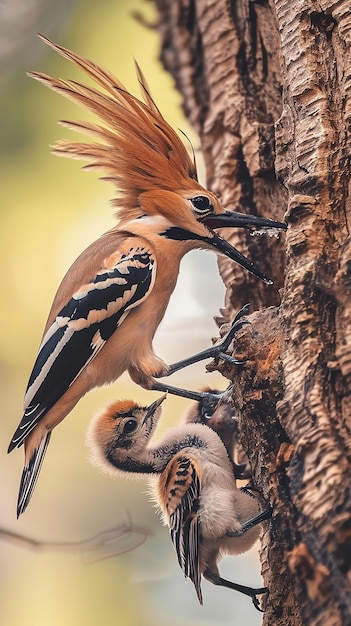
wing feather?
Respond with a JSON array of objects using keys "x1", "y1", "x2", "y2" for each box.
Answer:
[
  {"x1": 9, "y1": 246, "x2": 156, "y2": 450},
  {"x1": 159, "y1": 454, "x2": 203, "y2": 604}
]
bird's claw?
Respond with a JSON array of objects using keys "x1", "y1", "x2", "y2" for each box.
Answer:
[
  {"x1": 240, "y1": 483, "x2": 260, "y2": 497},
  {"x1": 214, "y1": 303, "x2": 251, "y2": 360},
  {"x1": 199, "y1": 392, "x2": 223, "y2": 418},
  {"x1": 252, "y1": 588, "x2": 268, "y2": 612},
  {"x1": 216, "y1": 352, "x2": 247, "y2": 366}
]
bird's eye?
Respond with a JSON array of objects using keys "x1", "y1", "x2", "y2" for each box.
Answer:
[
  {"x1": 190, "y1": 195, "x2": 213, "y2": 214},
  {"x1": 123, "y1": 419, "x2": 138, "y2": 434}
]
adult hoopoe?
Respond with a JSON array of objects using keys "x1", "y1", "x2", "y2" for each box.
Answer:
[
  {"x1": 8, "y1": 35, "x2": 286, "y2": 516},
  {"x1": 88, "y1": 394, "x2": 271, "y2": 610}
]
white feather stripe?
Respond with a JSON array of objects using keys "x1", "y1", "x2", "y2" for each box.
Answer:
[
  {"x1": 24, "y1": 281, "x2": 141, "y2": 410},
  {"x1": 22, "y1": 251, "x2": 156, "y2": 421},
  {"x1": 73, "y1": 275, "x2": 127, "y2": 299},
  {"x1": 68, "y1": 330, "x2": 106, "y2": 389},
  {"x1": 24, "y1": 325, "x2": 74, "y2": 409},
  {"x1": 61, "y1": 283, "x2": 138, "y2": 330},
  {"x1": 67, "y1": 279, "x2": 154, "y2": 388},
  {"x1": 37, "y1": 316, "x2": 70, "y2": 352}
]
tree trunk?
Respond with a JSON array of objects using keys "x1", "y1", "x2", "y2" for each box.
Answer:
[{"x1": 153, "y1": 1, "x2": 351, "y2": 624}]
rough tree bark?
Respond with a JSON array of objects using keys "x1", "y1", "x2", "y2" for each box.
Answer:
[{"x1": 153, "y1": 1, "x2": 351, "y2": 625}]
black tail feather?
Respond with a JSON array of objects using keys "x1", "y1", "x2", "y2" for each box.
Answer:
[{"x1": 17, "y1": 432, "x2": 51, "y2": 517}]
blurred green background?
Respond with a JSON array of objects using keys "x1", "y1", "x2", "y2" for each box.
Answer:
[{"x1": 0, "y1": 1, "x2": 263, "y2": 624}]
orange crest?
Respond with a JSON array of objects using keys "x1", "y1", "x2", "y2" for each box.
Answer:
[{"x1": 29, "y1": 35, "x2": 200, "y2": 223}]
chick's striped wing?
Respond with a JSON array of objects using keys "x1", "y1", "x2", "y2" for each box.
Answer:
[
  {"x1": 9, "y1": 245, "x2": 156, "y2": 450},
  {"x1": 159, "y1": 453, "x2": 203, "y2": 604}
]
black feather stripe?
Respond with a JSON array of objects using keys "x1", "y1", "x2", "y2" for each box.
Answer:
[
  {"x1": 168, "y1": 457, "x2": 201, "y2": 600},
  {"x1": 16, "y1": 431, "x2": 51, "y2": 516},
  {"x1": 10, "y1": 250, "x2": 155, "y2": 448}
]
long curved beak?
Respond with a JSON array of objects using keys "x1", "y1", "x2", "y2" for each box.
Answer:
[
  {"x1": 163, "y1": 213, "x2": 285, "y2": 283},
  {"x1": 202, "y1": 230, "x2": 274, "y2": 284},
  {"x1": 201, "y1": 210, "x2": 287, "y2": 231},
  {"x1": 142, "y1": 394, "x2": 167, "y2": 426}
]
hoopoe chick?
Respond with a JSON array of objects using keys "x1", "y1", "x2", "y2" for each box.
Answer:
[
  {"x1": 88, "y1": 395, "x2": 271, "y2": 609},
  {"x1": 183, "y1": 388, "x2": 251, "y2": 480},
  {"x1": 8, "y1": 35, "x2": 286, "y2": 517}
]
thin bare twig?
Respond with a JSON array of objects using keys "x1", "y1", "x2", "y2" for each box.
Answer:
[{"x1": 0, "y1": 512, "x2": 151, "y2": 562}]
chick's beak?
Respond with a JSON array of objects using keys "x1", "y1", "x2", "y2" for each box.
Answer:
[
  {"x1": 142, "y1": 394, "x2": 167, "y2": 426},
  {"x1": 200, "y1": 210, "x2": 287, "y2": 231}
]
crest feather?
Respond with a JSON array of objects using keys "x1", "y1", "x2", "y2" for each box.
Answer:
[{"x1": 30, "y1": 35, "x2": 199, "y2": 223}]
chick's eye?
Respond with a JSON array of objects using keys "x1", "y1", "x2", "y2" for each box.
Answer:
[
  {"x1": 123, "y1": 419, "x2": 138, "y2": 434},
  {"x1": 191, "y1": 195, "x2": 213, "y2": 213}
]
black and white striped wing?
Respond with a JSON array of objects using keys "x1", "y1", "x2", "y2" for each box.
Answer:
[
  {"x1": 160, "y1": 453, "x2": 203, "y2": 604},
  {"x1": 9, "y1": 246, "x2": 156, "y2": 450}
]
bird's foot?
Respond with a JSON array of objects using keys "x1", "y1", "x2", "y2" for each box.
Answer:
[
  {"x1": 251, "y1": 587, "x2": 269, "y2": 612},
  {"x1": 210, "y1": 303, "x2": 251, "y2": 366},
  {"x1": 156, "y1": 304, "x2": 251, "y2": 378},
  {"x1": 227, "y1": 506, "x2": 273, "y2": 537}
]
